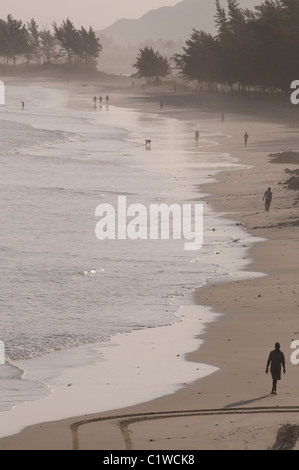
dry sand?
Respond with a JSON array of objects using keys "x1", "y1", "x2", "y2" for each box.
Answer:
[{"x1": 1, "y1": 79, "x2": 299, "y2": 450}]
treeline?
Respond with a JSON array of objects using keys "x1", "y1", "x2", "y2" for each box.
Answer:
[
  {"x1": 174, "y1": 0, "x2": 299, "y2": 94},
  {"x1": 0, "y1": 15, "x2": 102, "y2": 68}
]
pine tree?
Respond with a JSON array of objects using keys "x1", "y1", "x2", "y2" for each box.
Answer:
[
  {"x1": 53, "y1": 19, "x2": 80, "y2": 64},
  {"x1": 77, "y1": 26, "x2": 102, "y2": 69},
  {"x1": 26, "y1": 18, "x2": 41, "y2": 63},
  {"x1": 0, "y1": 15, "x2": 30, "y2": 65},
  {"x1": 133, "y1": 47, "x2": 170, "y2": 84},
  {"x1": 39, "y1": 29, "x2": 57, "y2": 63}
]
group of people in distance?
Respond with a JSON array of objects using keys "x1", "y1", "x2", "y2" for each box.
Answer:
[{"x1": 93, "y1": 95, "x2": 109, "y2": 106}]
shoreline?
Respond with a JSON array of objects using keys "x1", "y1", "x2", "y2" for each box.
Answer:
[
  {"x1": 0, "y1": 78, "x2": 252, "y2": 437},
  {"x1": 1, "y1": 78, "x2": 299, "y2": 450}
]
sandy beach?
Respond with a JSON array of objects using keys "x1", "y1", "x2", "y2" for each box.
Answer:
[{"x1": 1, "y1": 78, "x2": 299, "y2": 451}]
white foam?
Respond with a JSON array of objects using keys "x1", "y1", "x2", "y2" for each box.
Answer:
[{"x1": 0, "y1": 304, "x2": 220, "y2": 438}]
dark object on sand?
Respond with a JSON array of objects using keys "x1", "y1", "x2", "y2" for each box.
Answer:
[
  {"x1": 263, "y1": 187, "x2": 272, "y2": 212},
  {"x1": 270, "y1": 150, "x2": 299, "y2": 165},
  {"x1": 266, "y1": 342, "x2": 286, "y2": 395},
  {"x1": 244, "y1": 131, "x2": 249, "y2": 147}
]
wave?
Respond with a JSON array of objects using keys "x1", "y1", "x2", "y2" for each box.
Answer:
[
  {"x1": 0, "y1": 118, "x2": 79, "y2": 156},
  {"x1": 0, "y1": 363, "x2": 49, "y2": 412}
]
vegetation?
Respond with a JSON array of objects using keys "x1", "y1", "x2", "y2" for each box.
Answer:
[
  {"x1": 133, "y1": 46, "x2": 170, "y2": 84},
  {"x1": 0, "y1": 15, "x2": 102, "y2": 69},
  {"x1": 0, "y1": 15, "x2": 29, "y2": 65},
  {"x1": 2, "y1": 0, "x2": 299, "y2": 93},
  {"x1": 174, "y1": 0, "x2": 299, "y2": 95}
]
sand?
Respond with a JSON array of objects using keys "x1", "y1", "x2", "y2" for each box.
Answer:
[{"x1": 0, "y1": 78, "x2": 299, "y2": 451}]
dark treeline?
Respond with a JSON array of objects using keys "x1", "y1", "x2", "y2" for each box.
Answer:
[
  {"x1": 0, "y1": 15, "x2": 102, "y2": 69},
  {"x1": 174, "y1": 0, "x2": 299, "y2": 95}
]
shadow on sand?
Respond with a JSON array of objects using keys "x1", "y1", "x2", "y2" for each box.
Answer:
[{"x1": 225, "y1": 394, "x2": 273, "y2": 408}]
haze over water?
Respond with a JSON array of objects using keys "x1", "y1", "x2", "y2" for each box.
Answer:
[{"x1": 0, "y1": 82, "x2": 255, "y2": 413}]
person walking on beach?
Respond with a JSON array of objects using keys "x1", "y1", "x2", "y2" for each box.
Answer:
[
  {"x1": 106, "y1": 95, "x2": 109, "y2": 105},
  {"x1": 266, "y1": 342, "x2": 286, "y2": 395},
  {"x1": 263, "y1": 187, "x2": 272, "y2": 212},
  {"x1": 195, "y1": 130, "x2": 200, "y2": 144},
  {"x1": 21, "y1": 101, "x2": 24, "y2": 109},
  {"x1": 244, "y1": 131, "x2": 249, "y2": 147}
]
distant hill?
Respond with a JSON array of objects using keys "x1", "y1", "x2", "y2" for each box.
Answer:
[{"x1": 99, "y1": 0, "x2": 260, "y2": 46}]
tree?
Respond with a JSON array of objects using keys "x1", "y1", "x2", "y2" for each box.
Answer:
[
  {"x1": 0, "y1": 15, "x2": 30, "y2": 65},
  {"x1": 214, "y1": 0, "x2": 228, "y2": 39},
  {"x1": 174, "y1": 30, "x2": 220, "y2": 86},
  {"x1": 26, "y1": 18, "x2": 41, "y2": 63},
  {"x1": 52, "y1": 20, "x2": 102, "y2": 67},
  {"x1": 0, "y1": 14, "x2": 102, "y2": 69},
  {"x1": 133, "y1": 46, "x2": 170, "y2": 84},
  {"x1": 77, "y1": 26, "x2": 102, "y2": 68},
  {"x1": 53, "y1": 19, "x2": 80, "y2": 64},
  {"x1": 39, "y1": 29, "x2": 57, "y2": 63},
  {"x1": 174, "y1": 0, "x2": 299, "y2": 96}
]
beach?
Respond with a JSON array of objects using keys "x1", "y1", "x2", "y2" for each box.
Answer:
[{"x1": 0, "y1": 77, "x2": 299, "y2": 450}]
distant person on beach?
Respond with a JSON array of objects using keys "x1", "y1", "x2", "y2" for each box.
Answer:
[
  {"x1": 195, "y1": 130, "x2": 200, "y2": 143},
  {"x1": 263, "y1": 187, "x2": 272, "y2": 212},
  {"x1": 99, "y1": 96, "x2": 102, "y2": 105},
  {"x1": 21, "y1": 101, "x2": 24, "y2": 109},
  {"x1": 266, "y1": 342, "x2": 286, "y2": 395},
  {"x1": 160, "y1": 100, "x2": 164, "y2": 110},
  {"x1": 221, "y1": 113, "x2": 225, "y2": 121},
  {"x1": 93, "y1": 96, "x2": 97, "y2": 103},
  {"x1": 244, "y1": 131, "x2": 249, "y2": 147},
  {"x1": 106, "y1": 95, "x2": 109, "y2": 105}
]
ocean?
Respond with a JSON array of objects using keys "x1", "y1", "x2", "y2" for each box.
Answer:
[{"x1": 0, "y1": 81, "x2": 259, "y2": 428}]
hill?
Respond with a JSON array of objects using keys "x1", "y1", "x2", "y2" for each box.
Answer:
[{"x1": 99, "y1": 0, "x2": 260, "y2": 45}]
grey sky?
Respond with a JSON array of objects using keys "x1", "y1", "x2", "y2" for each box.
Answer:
[{"x1": 0, "y1": 0, "x2": 180, "y2": 30}]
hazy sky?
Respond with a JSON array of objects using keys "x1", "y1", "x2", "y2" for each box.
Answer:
[{"x1": 0, "y1": 0, "x2": 181, "y2": 30}]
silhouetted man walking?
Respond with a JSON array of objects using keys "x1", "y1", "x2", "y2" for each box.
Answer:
[
  {"x1": 266, "y1": 342, "x2": 286, "y2": 394},
  {"x1": 263, "y1": 187, "x2": 272, "y2": 212}
]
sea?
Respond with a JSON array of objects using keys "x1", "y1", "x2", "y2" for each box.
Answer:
[{"x1": 0, "y1": 80, "x2": 261, "y2": 428}]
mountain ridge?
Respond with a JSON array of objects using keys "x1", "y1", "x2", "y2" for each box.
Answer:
[{"x1": 99, "y1": 0, "x2": 260, "y2": 45}]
